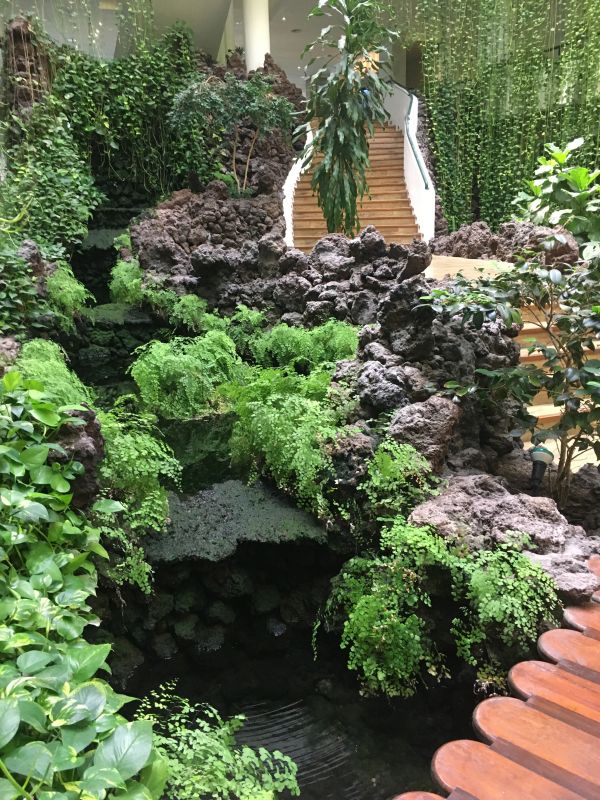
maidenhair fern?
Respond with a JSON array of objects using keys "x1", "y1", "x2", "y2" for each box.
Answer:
[
  {"x1": 130, "y1": 332, "x2": 245, "y2": 419},
  {"x1": 14, "y1": 339, "x2": 94, "y2": 406},
  {"x1": 250, "y1": 320, "x2": 358, "y2": 370},
  {"x1": 46, "y1": 261, "x2": 92, "y2": 331}
]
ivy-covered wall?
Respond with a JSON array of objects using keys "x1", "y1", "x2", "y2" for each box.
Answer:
[{"x1": 397, "y1": 0, "x2": 600, "y2": 230}]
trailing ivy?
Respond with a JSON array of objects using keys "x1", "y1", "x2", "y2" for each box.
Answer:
[{"x1": 397, "y1": 0, "x2": 600, "y2": 229}]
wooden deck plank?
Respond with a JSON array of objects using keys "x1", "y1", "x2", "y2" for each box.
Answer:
[
  {"x1": 564, "y1": 604, "x2": 600, "y2": 637},
  {"x1": 432, "y1": 739, "x2": 586, "y2": 800},
  {"x1": 589, "y1": 556, "x2": 600, "y2": 579},
  {"x1": 509, "y1": 660, "x2": 600, "y2": 731},
  {"x1": 539, "y1": 629, "x2": 600, "y2": 677},
  {"x1": 392, "y1": 793, "x2": 447, "y2": 800},
  {"x1": 473, "y1": 697, "x2": 600, "y2": 794}
]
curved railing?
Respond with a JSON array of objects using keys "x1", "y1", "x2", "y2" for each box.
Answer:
[
  {"x1": 283, "y1": 83, "x2": 435, "y2": 246},
  {"x1": 283, "y1": 126, "x2": 314, "y2": 248},
  {"x1": 385, "y1": 82, "x2": 436, "y2": 241}
]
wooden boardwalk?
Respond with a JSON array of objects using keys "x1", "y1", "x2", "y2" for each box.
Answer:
[{"x1": 394, "y1": 557, "x2": 600, "y2": 800}]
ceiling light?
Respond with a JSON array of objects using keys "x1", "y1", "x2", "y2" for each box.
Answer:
[
  {"x1": 282, "y1": 16, "x2": 286, "y2": 21},
  {"x1": 291, "y1": 28, "x2": 301, "y2": 33}
]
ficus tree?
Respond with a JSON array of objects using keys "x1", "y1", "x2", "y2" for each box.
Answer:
[
  {"x1": 299, "y1": 0, "x2": 399, "y2": 236},
  {"x1": 425, "y1": 246, "x2": 600, "y2": 505}
]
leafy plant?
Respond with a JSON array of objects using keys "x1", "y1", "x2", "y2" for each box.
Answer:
[
  {"x1": 230, "y1": 388, "x2": 339, "y2": 517},
  {"x1": 98, "y1": 406, "x2": 181, "y2": 535},
  {"x1": 360, "y1": 438, "x2": 438, "y2": 519},
  {"x1": 425, "y1": 250, "x2": 600, "y2": 504},
  {"x1": 109, "y1": 258, "x2": 144, "y2": 307},
  {"x1": 45, "y1": 261, "x2": 92, "y2": 332},
  {"x1": 0, "y1": 102, "x2": 103, "y2": 250},
  {"x1": 249, "y1": 319, "x2": 358, "y2": 370},
  {"x1": 129, "y1": 333, "x2": 245, "y2": 419},
  {"x1": 513, "y1": 138, "x2": 600, "y2": 260},
  {"x1": 169, "y1": 73, "x2": 294, "y2": 194},
  {"x1": 452, "y1": 540, "x2": 561, "y2": 666},
  {"x1": 300, "y1": 0, "x2": 398, "y2": 235},
  {"x1": 137, "y1": 682, "x2": 299, "y2": 800},
  {"x1": 14, "y1": 339, "x2": 94, "y2": 407},
  {"x1": 0, "y1": 244, "x2": 46, "y2": 337},
  {"x1": 320, "y1": 519, "x2": 560, "y2": 697},
  {"x1": 0, "y1": 371, "x2": 164, "y2": 800}
]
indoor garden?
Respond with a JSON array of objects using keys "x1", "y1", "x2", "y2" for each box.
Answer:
[{"x1": 0, "y1": 1, "x2": 599, "y2": 799}]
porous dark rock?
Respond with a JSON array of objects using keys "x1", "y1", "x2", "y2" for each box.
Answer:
[
  {"x1": 432, "y1": 220, "x2": 579, "y2": 265},
  {"x1": 409, "y1": 474, "x2": 600, "y2": 602},
  {"x1": 145, "y1": 480, "x2": 326, "y2": 563},
  {"x1": 50, "y1": 406, "x2": 104, "y2": 509},
  {"x1": 388, "y1": 396, "x2": 461, "y2": 472},
  {"x1": 0, "y1": 337, "x2": 20, "y2": 370}
]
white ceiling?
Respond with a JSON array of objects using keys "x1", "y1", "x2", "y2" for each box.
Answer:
[{"x1": 153, "y1": 0, "x2": 231, "y2": 56}]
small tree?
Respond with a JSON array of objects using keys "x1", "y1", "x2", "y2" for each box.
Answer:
[
  {"x1": 513, "y1": 138, "x2": 600, "y2": 260},
  {"x1": 300, "y1": 0, "x2": 398, "y2": 236},
  {"x1": 169, "y1": 73, "x2": 293, "y2": 194},
  {"x1": 425, "y1": 250, "x2": 600, "y2": 505}
]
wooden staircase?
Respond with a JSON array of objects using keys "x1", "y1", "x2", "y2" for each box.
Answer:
[{"x1": 292, "y1": 125, "x2": 421, "y2": 252}]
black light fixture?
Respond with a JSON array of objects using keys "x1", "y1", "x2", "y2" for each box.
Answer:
[{"x1": 530, "y1": 445, "x2": 554, "y2": 495}]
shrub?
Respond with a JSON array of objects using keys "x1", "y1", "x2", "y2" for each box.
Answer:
[
  {"x1": 0, "y1": 104, "x2": 103, "y2": 250},
  {"x1": 425, "y1": 251, "x2": 600, "y2": 504},
  {"x1": 109, "y1": 257, "x2": 144, "y2": 306},
  {"x1": 361, "y1": 438, "x2": 438, "y2": 519},
  {"x1": 45, "y1": 260, "x2": 92, "y2": 331},
  {"x1": 138, "y1": 682, "x2": 299, "y2": 800},
  {"x1": 98, "y1": 406, "x2": 181, "y2": 534},
  {"x1": 14, "y1": 338, "x2": 94, "y2": 406},
  {"x1": 130, "y1": 333, "x2": 245, "y2": 419},
  {"x1": 0, "y1": 243, "x2": 46, "y2": 336},
  {"x1": 0, "y1": 371, "x2": 164, "y2": 799},
  {"x1": 249, "y1": 320, "x2": 358, "y2": 370},
  {"x1": 514, "y1": 138, "x2": 600, "y2": 260},
  {"x1": 230, "y1": 391, "x2": 339, "y2": 516},
  {"x1": 169, "y1": 294, "x2": 209, "y2": 332},
  {"x1": 320, "y1": 519, "x2": 561, "y2": 697}
]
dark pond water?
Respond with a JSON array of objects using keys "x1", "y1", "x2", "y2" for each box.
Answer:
[{"x1": 130, "y1": 620, "x2": 476, "y2": 800}]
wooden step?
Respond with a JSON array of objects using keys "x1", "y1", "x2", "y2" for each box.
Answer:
[
  {"x1": 474, "y1": 696, "x2": 600, "y2": 792},
  {"x1": 509, "y1": 660, "x2": 600, "y2": 728},
  {"x1": 433, "y1": 739, "x2": 586, "y2": 800},
  {"x1": 539, "y1": 628, "x2": 600, "y2": 676},
  {"x1": 564, "y1": 604, "x2": 600, "y2": 637}
]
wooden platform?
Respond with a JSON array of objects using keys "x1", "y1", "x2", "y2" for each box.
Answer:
[{"x1": 393, "y1": 557, "x2": 600, "y2": 800}]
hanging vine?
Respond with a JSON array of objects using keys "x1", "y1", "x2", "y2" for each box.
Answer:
[{"x1": 400, "y1": 0, "x2": 600, "y2": 230}]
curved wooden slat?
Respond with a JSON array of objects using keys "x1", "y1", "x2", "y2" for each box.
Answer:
[
  {"x1": 474, "y1": 697, "x2": 600, "y2": 793},
  {"x1": 564, "y1": 604, "x2": 600, "y2": 636},
  {"x1": 392, "y1": 793, "x2": 446, "y2": 800},
  {"x1": 588, "y1": 555, "x2": 600, "y2": 578},
  {"x1": 509, "y1": 660, "x2": 600, "y2": 728},
  {"x1": 539, "y1": 629, "x2": 600, "y2": 675},
  {"x1": 432, "y1": 739, "x2": 585, "y2": 800}
]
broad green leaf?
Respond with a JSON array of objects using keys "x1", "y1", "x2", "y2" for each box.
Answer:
[
  {"x1": 92, "y1": 499, "x2": 125, "y2": 515},
  {"x1": 30, "y1": 406, "x2": 61, "y2": 427},
  {"x1": 114, "y1": 781, "x2": 153, "y2": 800},
  {"x1": 69, "y1": 643, "x2": 112, "y2": 682},
  {"x1": 2, "y1": 372, "x2": 21, "y2": 392},
  {"x1": 139, "y1": 751, "x2": 168, "y2": 799},
  {"x1": 0, "y1": 699, "x2": 20, "y2": 748},
  {"x1": 93, "y1": 720, "x2": 153, "y2": 781},
  {"x1": 17, "y1": 650, "x2": 54, "y2": 674},
  {"x1": 4, "y1": 741, "x2": 53, "y2": 781},
  {"x1": 0, "y1": 778, "x2": 18, "y2": 800},
  {"x1": 61, "y1": 722, "x2": 98, "y2": 753}
]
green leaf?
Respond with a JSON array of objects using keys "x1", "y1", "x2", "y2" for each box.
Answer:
[
  {"x1": 0, "y1": 699, "x2": 20, "y2": 748},
  {"x1": 4, "y1": 741, "x2": 53, "y2": 782},
  {"x1": 69, "y1": 643, "x2": 112, "y2": 682},
  {"x1": 93, "y1": 720, "x2": 153, "y2": 781},
  {"x1": 30, "y1": 407, "x2": 61, "y2": 427},
  {"x1": 17, "y1": 650, "x2": 54, "y2": 674},
  {"x1": 139, "y1": 751, "x2": 168, "y2": 799},
  {"x1": 0, "y1": 778, "x2": 18, "y2": 800},
  {"x1": 2, "y1": 372, "x2": 21, "y2": 392},
  {"x1": 92, "y1": 499, "x2": 125, "y2": 515},
  {"x1": 114, "y1": 782, "x2": 153, "y2": 800},
  {"x1": 20, "y1": 444, "x2": 50, "y2": 466}
]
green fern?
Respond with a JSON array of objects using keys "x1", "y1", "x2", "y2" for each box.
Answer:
[
  {"x1": 14, "y1": 339, "x2": 94, "y2": 406},
  {"x1": 250, "y1": 320, "x2": 358, "y2": 369},
  {"x1": 45, "y1": 261, "x2": 91, "y2": 331},
  {"x1": 130, "y1": 332, "x2": 245, "y2": 419}
]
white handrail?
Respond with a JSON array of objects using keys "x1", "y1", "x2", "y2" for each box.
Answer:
[
  {"x1": 283, "y1": 127, "x2": 314, "y2": 248},
  {"x1": 384, "y1": 84, "x2": 436, "y2": 242}
]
